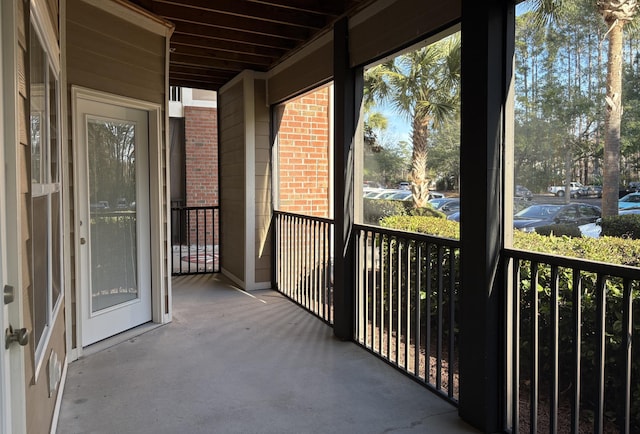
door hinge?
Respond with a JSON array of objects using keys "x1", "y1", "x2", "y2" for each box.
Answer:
[{"x1": 3, "y1": 285, "x2": 14, "y2": 305}]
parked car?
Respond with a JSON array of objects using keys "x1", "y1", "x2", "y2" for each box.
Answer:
[
  {"x1": 547, "y1": 181, "x2": 588, "y2": 198},
  {"x1": 627, "y1": 181, "x2": 640, "y2": 192},
  {"x1": 618, "y1": 192, "x2": 640, "y2": 210},
  {"x1": 90, "y1": 201, "x2": 110, "y2": 212},
  {"x1": 398, "y1": 181, "x2": 411, "y2": 190},
  {"x1": 439, "y1": 198, "x2": 460, "y2": 215},
  {"x1": 428, "y1": 197, "x2": 457, "y2": 211},
  {"x1": 620, "y1": 208, "x2": 640, "y2": 215},
  {"x1": 387, "y1": 190, "x2": 412, "y2": 201},
  {"x1": 586, "y1": 185, "x2": 602, "y2": 198},
  {"x1": 513, "y1": 203, "x2": 601, "y2": 235},
  {"x1": 515, "y1": 185, "x2": 533, "y2": 201}
]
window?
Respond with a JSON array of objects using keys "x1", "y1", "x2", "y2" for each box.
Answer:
[
  {"x1": 30, "y1": 16, "x2": 62, "y2": 361},
  {"x1": 361, "y1": 32, "x2": 461, "y2": 227}
]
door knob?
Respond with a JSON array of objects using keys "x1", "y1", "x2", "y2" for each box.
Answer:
[{"x1": 5, "y1": 325, "x2": 29, "y2": 349}]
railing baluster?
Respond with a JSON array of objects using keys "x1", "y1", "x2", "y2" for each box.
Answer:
[
  {"x1": 512, "y1": 257, "x2": 520, "y2": 434},
  {"x1": 387, "y1": 234, "x2": 392, "y2": 360},
  {"x1": 405, "y1": 239, "x2": 411, "y2": 371},
  {"x1": 373, "y1": 232, "x2": 378, "y2": 353},
  {"x1": 572, "y1": 268, "x2": 581, "y2": 434},
  {"x1": 530, "y1": 261, "x2": 539, "y2": 434},
  {"x1": 437, "y1": 245, "x2": 444, "y2": 392},
  {"x1": 595, "y1": 274, "x2": 606, "y2": 434},
  {"x1": 396, "y1": 238, "x2": 402, "y2": 366},
  {"x1": 549, "y1": 265, "x2": 559, "y2": 434},
  {"x1": 448, "y1": 247, "x2": 455, "y2": 399},
  {"x1": 426, "y1": 243, "x2": 432, "y2": 386},
  {"x1": 414, "y1": 242, "x2": 422, "y2": 379},
  {"x1": 622, "y1": 278, "x2": 632, "y2": 434}
]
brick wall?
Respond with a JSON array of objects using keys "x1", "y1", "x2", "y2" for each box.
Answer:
[
  {"x1": 276, "y1": 86, "x2": 331, "y2": 218},
  {"x1": 184, "y1": 106, "x2": 219, "y2": 247},
  {"x1": 185, "y1": 105, "x2": 218, "y2": 207}
]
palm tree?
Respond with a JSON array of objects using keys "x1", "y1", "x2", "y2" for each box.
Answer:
[
  {"x1": 531, "y1": 0, "x2": 638, "y2": 216},
  {"x1": 364, "y1": 34, "x2": 461, "y2": 208},
  {"x1": 598, "y1": 0, "x2": 638, "y2": 215}
]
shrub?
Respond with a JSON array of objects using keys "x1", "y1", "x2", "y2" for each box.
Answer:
[
  {"x1": 380, "y1": 215, "x2": 459, "y2": 239},
  {"x1": 534, "y1": 223, "x2": 582, "y2": 238},
  {"x1": 363, "y1": 199, "x2": 408, "y2": 224},
  {"x1": 600, "y1": 214, "x2": 640, "y2": 239}
]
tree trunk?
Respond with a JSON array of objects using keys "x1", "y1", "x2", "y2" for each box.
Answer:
[
  {"x1": 603, "y1": 21, "x2": 624, "y2": 217},
  {"x1": 564, "y1": 149, "x2": 572, "y2": 204},
  {"x1": 410, "y1": 115, "x2": 430, "y2": 208}
]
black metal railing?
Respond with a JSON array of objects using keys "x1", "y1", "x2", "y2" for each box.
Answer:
[
  {"x1": 504, "y1": 249, "x2": 640, "y2": 434},
  {"x1": 354, "y1": 224, "x2": 460, "y2": 404},
  {"x1": 171, "y1": 206, "x2": 219, "y2": 275},
  {"x1": 273, "y1": 211, "x2": 334, "y2": 324}
]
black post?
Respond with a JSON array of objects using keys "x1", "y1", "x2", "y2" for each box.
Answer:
[
  {"x1": 459, "y1": 0, "x2": 515, "y2": 432},
  {"x1": 332, "y1": 17, "x2": 358, "y2": 340}
]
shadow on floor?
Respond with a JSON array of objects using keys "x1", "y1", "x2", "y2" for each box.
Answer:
[{"x1": 57, "y1": 274, "x2": 479, "y2": 434}]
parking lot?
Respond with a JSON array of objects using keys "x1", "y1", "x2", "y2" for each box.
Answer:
[{"x1": 527, "y1": 194, "x2": 602, "y2": 206}]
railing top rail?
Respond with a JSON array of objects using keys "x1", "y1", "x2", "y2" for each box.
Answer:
[
  {"x1": 504, "y1": 247, "x2": 640, "y2": 280},
  {"x1": 354, "y1": 223, "x2": 461, "y2": 248},
  {"x1": 274, "y1": 210, "x2": 334, "y2": 225},
  {"x1": 171, "y1": 205, "x2": 220, "y2": 211}
]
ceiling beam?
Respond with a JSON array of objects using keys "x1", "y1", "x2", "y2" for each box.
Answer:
[
  {"x1": 154, "y1": 0, "x2": 328, "y2": 29},
  {"x1": 170, "y1": 42, "x2": 274, "y2": 66},
  {"x1": 171, "y1": 53, "x2": 267, "y2": 72},
  {"x1": 170, "y1": 33, "x2": 287, "y2": 59},
  {"x1": 151, "y1": 2, "x2": 312, "y2": 41},
  {"x1": 171, "y1": 20, "x2": 298, "y2": 50}
]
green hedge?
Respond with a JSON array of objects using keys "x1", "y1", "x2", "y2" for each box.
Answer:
[
  {"x1": 380, "y1": 215, "x2": 458, "y2": 239},
  {"x1": 364, "y1": 198, "x2": 446, "y2": 224},
  {"x1": 363, "y1": 199, "x2": 408, "y2": 224},
  {"x1": 601, "y1": 213, "x2": 640, "y2": 239}
]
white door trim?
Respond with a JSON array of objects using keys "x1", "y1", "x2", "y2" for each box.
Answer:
[
  {"x1": 71, "y1": 86, "x2": 169, "y2": 358},
  {"x1": 1, "y1": 2, "x2": 27, "y2": 433}
]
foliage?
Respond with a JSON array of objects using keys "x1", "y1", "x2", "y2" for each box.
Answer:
[
  {"x1": 364, "y1": 33, "x2": 461, "y2": 207},
  {"x1": 363, "y1": 140, "x2": 411, "y2": 186},
  {"x1": 600, "y1": 213, "x2": 640, "y2": 239},
  {"x1": 533, "y1": 223, "x2": 583, "y2": 237},
  {"x1": 380, "y1": 215, "x2": 458, "y2": 239},
  {"x1": 363, "y1": 199, "x2": 408, "y2": 224}
]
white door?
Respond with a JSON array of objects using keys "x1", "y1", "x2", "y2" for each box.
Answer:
[{"x1": 75, "y1": 98, "x2": 152, "y2": 346}]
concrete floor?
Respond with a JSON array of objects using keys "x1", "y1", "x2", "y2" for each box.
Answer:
[{"x1": 57, "y1": 274, "x2": 479, "y2": 434}]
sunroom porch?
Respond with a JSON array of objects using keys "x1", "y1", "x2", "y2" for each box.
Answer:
[{"x1": 56, "y1": 273, "x2": 478, "y2": 434}]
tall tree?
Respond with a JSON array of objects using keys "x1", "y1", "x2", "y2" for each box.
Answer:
[
  {"x1": 598, "y1": 0, "x2": 638, "y2": 214},
  {"x1": 364, "y1": 34, "x2": 461, "y2": 208},
  {"x1": 531, "y1": 0, "x2": 638, "y2": 215}
]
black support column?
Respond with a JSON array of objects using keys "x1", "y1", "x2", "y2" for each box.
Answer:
[
  {"x1": 332, "y1": 17, "x2": 358, "y2": 340},
  {"x1": 459, "y1": 0, "x2": 515, "y2": 432}
]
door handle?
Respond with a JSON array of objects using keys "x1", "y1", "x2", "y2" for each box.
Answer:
[{"x1": 5, "y1": 325, "x2": 29, "y2": 349}]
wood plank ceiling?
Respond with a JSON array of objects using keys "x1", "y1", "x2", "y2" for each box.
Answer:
[{"x1": 128, "y1": 0, "x2": 373, "y2": 91}]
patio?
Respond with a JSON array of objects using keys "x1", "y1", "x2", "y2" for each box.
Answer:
[{"x1": 56, "y1": 274, "x2": 478, "y2": 434}]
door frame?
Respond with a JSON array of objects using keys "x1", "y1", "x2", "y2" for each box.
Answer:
[
  {"x1": 1, "y1": 2, "x2": 27, "y2": 433},
  {"x1": 70, "y1": 86, "x2": 170, "y2": 359}
]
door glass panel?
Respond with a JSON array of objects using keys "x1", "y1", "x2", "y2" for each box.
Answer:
[{"x1": 88, "y1": 119, "x2": 138, "y2": 312}]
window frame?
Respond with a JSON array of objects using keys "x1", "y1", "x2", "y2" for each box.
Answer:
[{"x1": 29, "y1": 4, "x2": 63, "y2": 376}]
